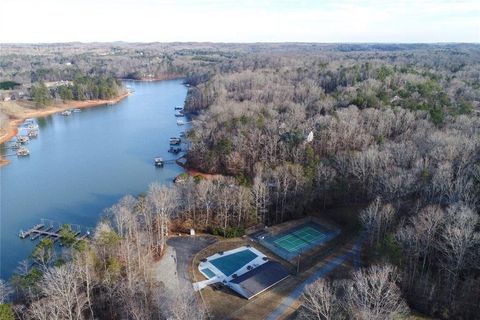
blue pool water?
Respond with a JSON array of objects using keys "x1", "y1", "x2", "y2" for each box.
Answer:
[
  {"x1": 210, "y1": 249, "x2": 258, "y2": 276},
  {"x1": 201, "y1": 268, "x2": 216, "y2": 279}
]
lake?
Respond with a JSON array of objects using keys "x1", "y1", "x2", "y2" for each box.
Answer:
[{"x1": 0, "y1": 80, "x2": 189, "y2": 280}]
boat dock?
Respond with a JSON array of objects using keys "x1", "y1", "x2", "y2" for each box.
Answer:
[
  {"x1": 19, "y1": 223, "x2": 44, "y2": 239},
  {"x1": 30, "y1": 225, "x2": 53, "y2": 240},
  {"x1": 154, "y1": 105, "x2": 189, "y2": 167},
  {"x1": 18, "y1": 219, "x2": 92, "y2": 242},
  {"x1": 154, "y1": 157, "x2": 178, "y2": 167}
]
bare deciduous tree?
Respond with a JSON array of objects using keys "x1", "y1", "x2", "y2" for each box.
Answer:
[
  {"x1": 0, "y1": 279, "x2": 12, "y2": 304},
  {"x1": 164, "y1": 285, "x2": 207, "y2": 320},
  {"x1": 436, "y1": 204, "x2": 479, "y2": 292},
  {"x1": 147, "y1": 183, "x2": 177, "y2": 254},
  {"x1": 37, "y1": 263, "x2": 87, "y2": 320},
  {"x1": 300, "y1": 279, "x2": 343, "y2": 320},
  {"x1": 360, "y1": 197, "x2": 396, "y2": 246},
  {"x1": 345, "y1": 264, "x2": 409, "y2": 320}
]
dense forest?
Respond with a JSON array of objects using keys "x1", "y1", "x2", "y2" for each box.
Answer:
[
  {"x1": 183, "y1": 45, "x2": 480, "y2": 319},
  {"x1": 29, "y1": 75, "x2": 123, "y2": 107},
  {"x1": 0, "y1": 43, "x2": 479, "y2": 319},
  {"x1": 0, "y1": 42, "x2": 230, "y2": 84}
]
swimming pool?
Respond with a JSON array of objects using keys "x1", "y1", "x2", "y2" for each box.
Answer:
[
  {"x1": 210, "y1": 249, "x2": 258, "y2": 276},
  {"x1": 200, "y1": 268, "x2": 216, "y2": 279}
]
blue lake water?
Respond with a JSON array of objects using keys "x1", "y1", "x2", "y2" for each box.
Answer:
[{"x1": 0, "y1": 80, "x2": 188, "y2": 279}]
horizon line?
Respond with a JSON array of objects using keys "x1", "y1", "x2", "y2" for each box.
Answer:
[{"x1": 2, "y1": 41, "x2": 479, "y2": 45}]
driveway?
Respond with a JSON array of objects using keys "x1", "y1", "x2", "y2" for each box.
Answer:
[
  {"x1": 266, "y1": 237, "x2": 364, "y2": 320},
  {"x1": 167, "y1": 235, "x2": 217, "y2": 287}
]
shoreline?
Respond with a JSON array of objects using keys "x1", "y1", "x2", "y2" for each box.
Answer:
[
  {"x1": 120, "y1": 74, "x2": 184, "y2": 82},
  {"x1": 1, "y1": 80, "x2": 187, "y2": 281},
  {"x1": 185, "y1": 168, "x2": 224, "y2": 180},
  {"x1": 0, "y1": 92, "x2": 130, "y2": 167}
]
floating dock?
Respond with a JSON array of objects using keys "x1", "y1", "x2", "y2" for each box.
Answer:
[
  {"x1": 19, "y1": 220, "x2": 92, "y2": 243},
  {"x1": 19, "y1": 224, "x2": 44, "y2": 239},
  {"x1": 16, "y1": 147, "x2": 30, "y2": 156},
  {"x1": 30, "y1": 225, "x2": 53, "y2": 240},
  {"x1": 168, "y1": 146, "x2": 181, "y2": 153},
  {"x1": 17, "y1": 135, "x2": 29, "y2": 144},
  {"x1": 154, "y1": 157, "x2": 178, "y2": 167},
  {"x1": 169, "y1": 137, "x2": 181, "y2": 145}
]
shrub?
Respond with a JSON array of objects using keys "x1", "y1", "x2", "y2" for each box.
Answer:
[
  {"x1": 0, "y1": 304, "x2": 15, "y2": 320},
  {"x1": 210, "y1": 226, "x2": 245, "y2": 238}
]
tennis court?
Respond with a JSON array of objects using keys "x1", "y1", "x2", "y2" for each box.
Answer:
[
  {"x1": 257, "y1": 221, "x2": 340, "y2": 261},
  {"x1": 274, "y1": 226, "x2": 328, "y2": 253}
]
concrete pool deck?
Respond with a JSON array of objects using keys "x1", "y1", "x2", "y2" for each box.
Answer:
[
  {"x1": 197, "y1": 246, "x2": 267, "y2": 282},
  {"x1": 194, "y1": 245, "x2": 290, "y2": 300}
]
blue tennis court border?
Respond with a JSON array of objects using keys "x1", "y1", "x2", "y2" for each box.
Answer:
[{"x1": 258, "y1": 221, "x2": 340, "y2": 261}]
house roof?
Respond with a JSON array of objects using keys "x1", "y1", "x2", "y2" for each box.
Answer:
[{"x1": 229, "y1": 261, "x2": 290, "y2": 299}]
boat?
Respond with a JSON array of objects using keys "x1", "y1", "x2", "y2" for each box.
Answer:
[
  {"x1": 175, "y1": 111, "x2": 184, "y2": 117},
  {"x1": 72, "y1": 108, "x2": 82, "y2": 113},
  {"x1": 154, "y1": 157, "x2": 164, "y2": 167},
  {"x1": 179, "y1": 131, "x2": 186, "y2": 138},
  {"x1": 17, "y1": 135, "x2": 29, "y2": 144},
  {"x1": 169, "y1": 137, "x2": 181, "y2": 145},
  {"x1": 28, "y1": 129, "x2": 38, "y2": 138},
  {"x1": 61, "y1": 110, "x2": 72, "y2": 116},
  {"x1": 174, "y1": 106, "x2": 183, "y2": 110},
  {"x1": 16, "y1": 147, "x2": 30, "y2": 156},
  {"x1": 176, "y1": 119, "x2": 184, "y2": 126},
  {"x1": 25, "y1": 123, "x2": 38, "y2": 130},
  {"x1": 168, "y1": 146, "x2": 181, "y2": 154}
]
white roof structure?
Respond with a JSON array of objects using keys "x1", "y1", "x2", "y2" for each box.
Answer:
[
  {"x1": 194, "y1": 246, "x2": 289, "y2": 299},
  {"x1": 306, "y1": 130, "x2": 314, "y2": 143}
]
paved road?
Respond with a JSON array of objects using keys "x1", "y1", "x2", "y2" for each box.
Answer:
[
  {"x1": 266, "y1": 237, "x2": 364, "y2": 320},
  {"x1": 167, "y1": 235, "x2": 217, "y2": 287}
]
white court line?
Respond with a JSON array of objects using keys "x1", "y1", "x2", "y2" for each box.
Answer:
[
  {"x1": 284, "y1": 237, "x2": 308, "y2": 252},
  {"x1": 276, "y1": 236, "x2": 305, "y2": 252}
]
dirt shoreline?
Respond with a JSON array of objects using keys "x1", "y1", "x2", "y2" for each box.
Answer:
[
  {"x1": 0, "y1": 92, "x2": 130, "y2": 167},
  {"x1": 185, "y1": 168, "x2": 224, "y2": 180},
  {"x1": 120, "y1": 74, "x2": 184, "y2": 82}
]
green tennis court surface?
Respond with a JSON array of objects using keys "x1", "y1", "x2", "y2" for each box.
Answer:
[
  {"x1": 274, "y1": 226, "x2": 328, "y2": 252},
  {"x1": 256, "y1": 221, "x2": 340, "y2": 261},
  {"x1": 210, "y1": 249, "x2": 258, "y2": 276}
]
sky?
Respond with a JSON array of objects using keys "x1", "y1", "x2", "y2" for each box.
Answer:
[{"x1": 0, "y1": 0, "x2": 478, "y2": 43}]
